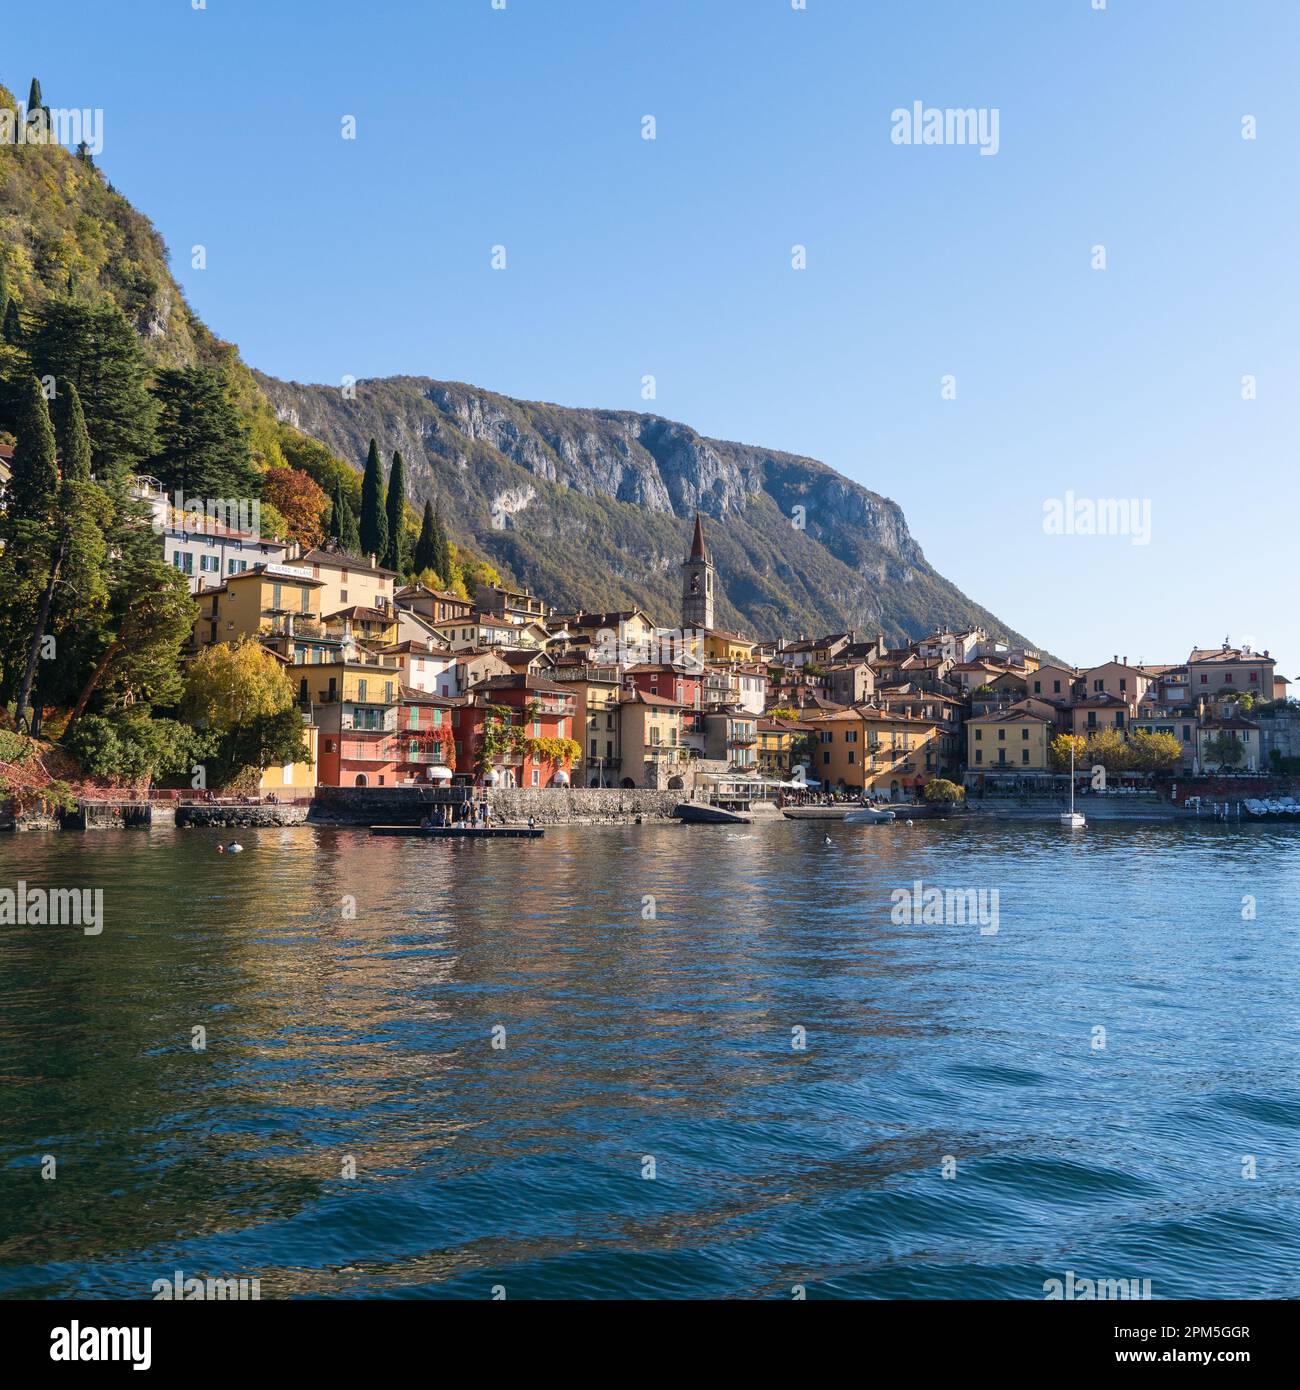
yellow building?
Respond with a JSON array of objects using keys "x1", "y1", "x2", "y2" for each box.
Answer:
[
  {"x1": 257, "y1": 723, "x2": 320, "y2": 793},
  {"x1": 806, "y1": 706, "x2": 940, "y2": 798},
  {"x1": 191, "y1": 563, "x2": 325, "y2": 652},
  {"x1": 551, "y1": 663, "x2": 622, "y2": 787},
  {"x1": 703, "y1": 629, "x2": 758, "y2": 664},
  {"x1": 325, "y1": 605, "x2": 400, "y2": 648},
  {"x1": 965, "y1": 705, "x2": 1053, "y2": 772}
]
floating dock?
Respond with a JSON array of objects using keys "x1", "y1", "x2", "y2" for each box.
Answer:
[{"x1": 370, "y1": 825, "x2": 544, "y2": 838}]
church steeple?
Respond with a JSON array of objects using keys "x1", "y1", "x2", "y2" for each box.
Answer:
[{"x1": 681, "y1": 512, "x2": 714, "y2": 631}]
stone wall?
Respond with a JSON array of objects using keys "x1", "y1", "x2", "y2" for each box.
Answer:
[
  {"x1": 177, "y1": 804, "x2": 311, "y2": 828},
  {"x1": 484, "y1": 787, "x2": 684, "y2": 825},
  {"x1": 309, "y1": 786, "x2": 435, "y2": 825}
]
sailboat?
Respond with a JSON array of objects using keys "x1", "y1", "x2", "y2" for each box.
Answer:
[{"x1": 1061, "y1": 744, "x2": 1086, "y2": 828}]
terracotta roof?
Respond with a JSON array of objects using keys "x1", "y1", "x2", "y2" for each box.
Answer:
[
  {"x1": 398, "y1": 685, "x2": 459, "y2": 705},
  {"x1": 966, "y1": 706, "x2": 1053, "y2": 725},
  {"x1": 479, "y1": 675, "x2": 574, "y2": 696},
  {"x1": 397, "y1": 584, "x2": 469, "y2": 604},
  {"x1": 299, "y1": 548, "x2": 398, "y2": 578},
  {"x1": 620, "y1": 690, "x2": 688, "y2": 709},
  {"x1": 327, "y1": 605, "x2": 394, "y2": 622},
  {"x1": 1189, "y1": 647, "x2": 1272, "y2": 664}
]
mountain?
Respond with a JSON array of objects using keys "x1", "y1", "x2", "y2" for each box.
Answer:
[
  {"x1": 258, "y1": 373, "x2": 1035, "y2": 647},
  {"x1": 1, "y1": 74, "x2": 1033, "y2": 648}
]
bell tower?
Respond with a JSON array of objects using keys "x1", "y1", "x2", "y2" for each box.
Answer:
[{"x1": 681, "y1": 512, "x2": 715, "y2": 631}]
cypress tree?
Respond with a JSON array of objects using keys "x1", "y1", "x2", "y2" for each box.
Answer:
[
  {"x1": 27, "y1": 78, "x2": 43, "y2": 113},
  {"x1": 7, "y1": 378, "x2": 59, "y2": 524},
  {"x1": 326, "y1": 478, "x2": 343, "y2": 542},
  {"x1": 55, "y1": 381, "x2": 93, "y2": 483},
  {"x1": 432, "y1": 505, "x2": 451, "y2": 583},
  {"x1": 412, "y1": 500, "x2": 438, "y2": 577},
  {"x1": 339, "y1": 487, "x2": 361, "y2": 554},
  {"x1": 3, "y1": 298, "x2": 22, "y2": 346},
  {"x1": 4, "y1": 380, "x2": 60, "y2": 730},
  {"x1": 383, "y1": 450, "x2": 408, "y2": 573},
  {"x1": 358, "y1": 438, "x2": 387, "y2": 562}
]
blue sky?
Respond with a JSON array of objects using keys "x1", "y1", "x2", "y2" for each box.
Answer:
[{"x1": 9, "y1": 0, "x2": 1299, "y2": 675}]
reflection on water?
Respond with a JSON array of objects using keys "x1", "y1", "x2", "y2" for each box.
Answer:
[{"x1": 1, "y1": 819, "x2": 1299, "y2": 1298}]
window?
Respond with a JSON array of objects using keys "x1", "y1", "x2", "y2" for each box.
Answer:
[
  {"x1": 1033, "y1": 681, "x2": 1041, "y2": 694},
  {"x1": 1053, "y1": 680, "x2": 1061, "y2": 693},
  {"x1": 341, "y1": 590, "x2": 349, "y2": 603},
  {"x1": 1200, "y1": 674, "x2": 1208, "y2": 684},
  {"x1": 1022, "y1": 748, "x2": 1030, "y2": 764},
  {"x1": 848, "y1": 751, "x2": 856, "y2": 765},
  {"x1": 1250, "y1": 671, "x2": 1259, "y2": 683},
  {"x1": 1021, "y1": 727, "x2": 1029, "y2": 739},
  {"x1": 975, "y1": 750, "x2": 982, "y2": 764},
  {"x1": 409, "y1": 707, "x2": 419, "y2": 730},
  {"x1": 531, "y1": 769, "x2": 540, "y2": 786},
  {"x1": 998, "y1": 729, "x2": 1006, "y2": 741},
  {"x1": 823, "y1": 751, "x2": 830, "y2": 766},
  {"x1": 1119, "y1": 678, "x2": 1127, "y2": 692},
  {"x1": 974, "y1": 729, "x2": 982, "y2": 741},
  {"x1": 1224, "y1": 674, "x2": 1233, "y2": 683}
]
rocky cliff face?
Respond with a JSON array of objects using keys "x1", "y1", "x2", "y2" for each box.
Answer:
[{"x1": 257, "y1": 372, "x2": 1032, "y2": 649}]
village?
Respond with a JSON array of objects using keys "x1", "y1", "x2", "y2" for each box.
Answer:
[{"x1": 133, "y1": 478, "x2": 1296, "y2": 813}]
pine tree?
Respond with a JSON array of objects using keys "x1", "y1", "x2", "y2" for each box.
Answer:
[
  {"x1": 383, "y1": 450, "x2": 409, "y2": 573},
  {"x1": 28, "y1": 300, "x2": 157, "y2": 471},
  {"x1": 358, "y1": 438, "x2": 387, "y2": 562},
  {"x1": 412, "y1": 500, "x2": 439, "y2": 578},
  {"x1": 146, "y1": 366, "x2": 256, "y2": 501},
  {"x1": 55, "y1": 381, "x2": 93, "y2": 482}
]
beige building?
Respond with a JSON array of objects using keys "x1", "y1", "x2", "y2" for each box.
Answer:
[
  {"x1": 619, "y1": 690, "x2": 689, "y2": 788},
  {"x1": 298, "y1": 548, "x2": 398, "y2": 618}
]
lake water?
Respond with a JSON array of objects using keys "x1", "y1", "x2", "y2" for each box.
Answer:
[{"x1": 2, "y1": 819, "x2": 1298, "y2": 1299}]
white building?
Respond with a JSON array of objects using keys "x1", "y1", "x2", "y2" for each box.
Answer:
[{"x1": 133, "y1": 477, "x2": 286, "y2": 592}]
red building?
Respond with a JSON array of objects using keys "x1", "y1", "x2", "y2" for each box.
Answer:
[
  {"x1": 457, "y1": 675, "x2": 578, "y2": 787},
  {"x1": 392, "y1": 688, "x2": 459, "y2": 785},
  {"x1": 621, "y1": 663, "x2": 703, "y2": 709}
]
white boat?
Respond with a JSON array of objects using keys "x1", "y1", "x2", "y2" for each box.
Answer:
[
  {"x1": 845, "y1": 805, "x2": 896, "y2": 825},
  {"x1": 1061, "y1": 746, "x2": 1086, "y2": 828}
]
